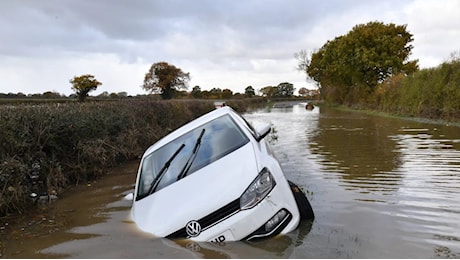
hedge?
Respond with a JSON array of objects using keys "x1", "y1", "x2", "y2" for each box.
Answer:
[{"x1": 0, "y1": 99, "x2": 215, "y2": 215}]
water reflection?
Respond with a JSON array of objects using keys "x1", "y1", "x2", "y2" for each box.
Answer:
[
  {"x1": 306, "y1": 107, "x2": 404, "y2": 194},
  {"x1": 167, "y1": 221, "x2": 313, "y2": 258},
  {"x1": 246, "y1": 103, "x2": 460, "y2": 258},
  {"x1": 390, "y1": 126, "x2": 460, "y2": 257}
]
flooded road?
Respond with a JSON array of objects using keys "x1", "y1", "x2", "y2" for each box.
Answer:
[{"x1": 2, "y1": 103, "x2": 460, "y2": 258}]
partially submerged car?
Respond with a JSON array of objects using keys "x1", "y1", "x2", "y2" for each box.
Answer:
[{"x1": 131, "y1": 106, "x2": 314, "y2": 242}]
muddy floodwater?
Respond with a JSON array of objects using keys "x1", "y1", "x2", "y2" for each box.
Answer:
[{"x1": 1, "y1": 103, "x2": 460, "y2": 258}]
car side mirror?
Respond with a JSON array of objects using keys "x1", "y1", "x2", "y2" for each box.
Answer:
[
  {"x1": 124, "y1": 192, "x2": 134, "y2": 201},
  {"x1": 255, "y1": 123, "x2": 271, "y2": 142}
]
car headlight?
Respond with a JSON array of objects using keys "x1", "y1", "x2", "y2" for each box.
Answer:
[{"x1": 240, "y1": 168, "x2": 276, "y2": 210}]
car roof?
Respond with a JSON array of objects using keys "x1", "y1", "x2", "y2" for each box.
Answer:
[{"x1": 142, "y1": 106, "x2": 240, "y2": 158}]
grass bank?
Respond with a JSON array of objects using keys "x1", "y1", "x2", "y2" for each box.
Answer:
[{"x1": 323, "y1": 102, "x2": 460, "y2": 129}]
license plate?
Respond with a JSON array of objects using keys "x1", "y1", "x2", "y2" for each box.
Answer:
[{"x1": 209, "y1": 229, "x2": 234, "y2": 244}]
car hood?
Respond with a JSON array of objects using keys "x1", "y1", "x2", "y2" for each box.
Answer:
[{"x1": 131, "y1": 143, "x2": 258, "y2": 237}]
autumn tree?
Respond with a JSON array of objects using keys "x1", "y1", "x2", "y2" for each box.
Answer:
[
  {"x1": 260, "y1": 86, "x2": 275, "y2": 98},
  {"x1": 298, "y1": 87, "x2": 309, "y2": 97},
  {"x1": 42, "y1": 91, "x2": 61, "y2": 99},
  {"x1": 245, "y1": 86, "x2": 256, "y2": 98},
  {"x1": 261, "y1": 83, "x2": 294, "y2": 98},
  {"x1": 306, "y1": 21, "x2": 419, "y2": 103},
  {"x1": 143, "y1": 62, "x2": 190, "y2": 99},
  {"x1": 209, "y1": 88, "x2": 222, "y2": 99},
  {"x1": 276, "y1": 82, "x2": 295, "y2": 97},
  {"x1": 70, "y1": 74, "x2": 102, "y2": 102},
  {"x1": 298, "y1": 87, "x2": 320, "y2": 98},
  {"x1": 191, "y1": 85, "x2": 202, "y2": 98},
  {"x1": 222, "y1": 89, "x2": 233, "y2": 99}
]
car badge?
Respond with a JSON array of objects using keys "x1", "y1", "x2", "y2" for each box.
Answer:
[{"x1": 186, "y1": 220, "x2": 202, "y2": 237}]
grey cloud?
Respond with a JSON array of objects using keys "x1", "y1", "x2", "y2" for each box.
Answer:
[
  {"x1": 0, "y1": 0, "x2": 364, "y2": 60},
  {"x1": 2, "y1": 0, "x2": 458, "y2": 95}
]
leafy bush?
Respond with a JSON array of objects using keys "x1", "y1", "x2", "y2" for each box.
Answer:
[{"x1": 372, "y1": 58, "x2": 460, "y2": 120}]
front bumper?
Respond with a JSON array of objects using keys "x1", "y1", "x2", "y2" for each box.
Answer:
[{"x1": 167, "y1": 184, "x2": 300, "y2": 242}]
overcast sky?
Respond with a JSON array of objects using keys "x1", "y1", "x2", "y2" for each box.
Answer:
[{"x1": 1, "y1": 0, "x2": 459, "y2": 96}]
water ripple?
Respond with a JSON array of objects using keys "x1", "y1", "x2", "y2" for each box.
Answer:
[{"x1": 245, "y1": 104, "x2": 460, "y2": 258}]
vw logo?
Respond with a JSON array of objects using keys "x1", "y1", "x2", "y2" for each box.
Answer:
[{"x1": 186, "y1": 220, "x2": 202, "y2": 237}]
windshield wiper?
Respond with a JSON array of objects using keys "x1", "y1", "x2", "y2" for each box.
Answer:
[
  {"x1": 177, "y1": 129, "x2": 205, "y2": 181},
  {"x1": 147, "y1": 143, "x2": 185, "y2": 196}
]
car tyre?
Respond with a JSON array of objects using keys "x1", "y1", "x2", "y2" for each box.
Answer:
[{"x1": 288, "y1": 180, "x2": 314, "y2": 221}]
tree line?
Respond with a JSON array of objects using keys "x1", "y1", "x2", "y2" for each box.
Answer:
[
  {"x1": 140, "y1": 61, "x2": 317, "y2": 99},
  {"x1": 1, "y1": 63, "x2": 319, "y2": 103}
]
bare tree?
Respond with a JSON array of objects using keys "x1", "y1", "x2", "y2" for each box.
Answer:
[{"x1": 294, "y1": 49, "x2": 313, "y2": 83}]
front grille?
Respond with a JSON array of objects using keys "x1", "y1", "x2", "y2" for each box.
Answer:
[{"x1": 167, "y1": 198, "x2": 240, "y2": 239}]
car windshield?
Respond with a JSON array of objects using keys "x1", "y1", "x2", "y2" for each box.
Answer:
[{"x1": 136, "y1": 114, "x2": 250, "y2": 200}]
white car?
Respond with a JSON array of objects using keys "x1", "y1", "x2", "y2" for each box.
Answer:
[{"x1": 131, "y1": 106, "x2": 314, "y2": 242}]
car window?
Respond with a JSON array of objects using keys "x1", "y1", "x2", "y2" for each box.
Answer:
[{"x1": 136, "y1": 114, "x2": 250, "y2": 200}]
